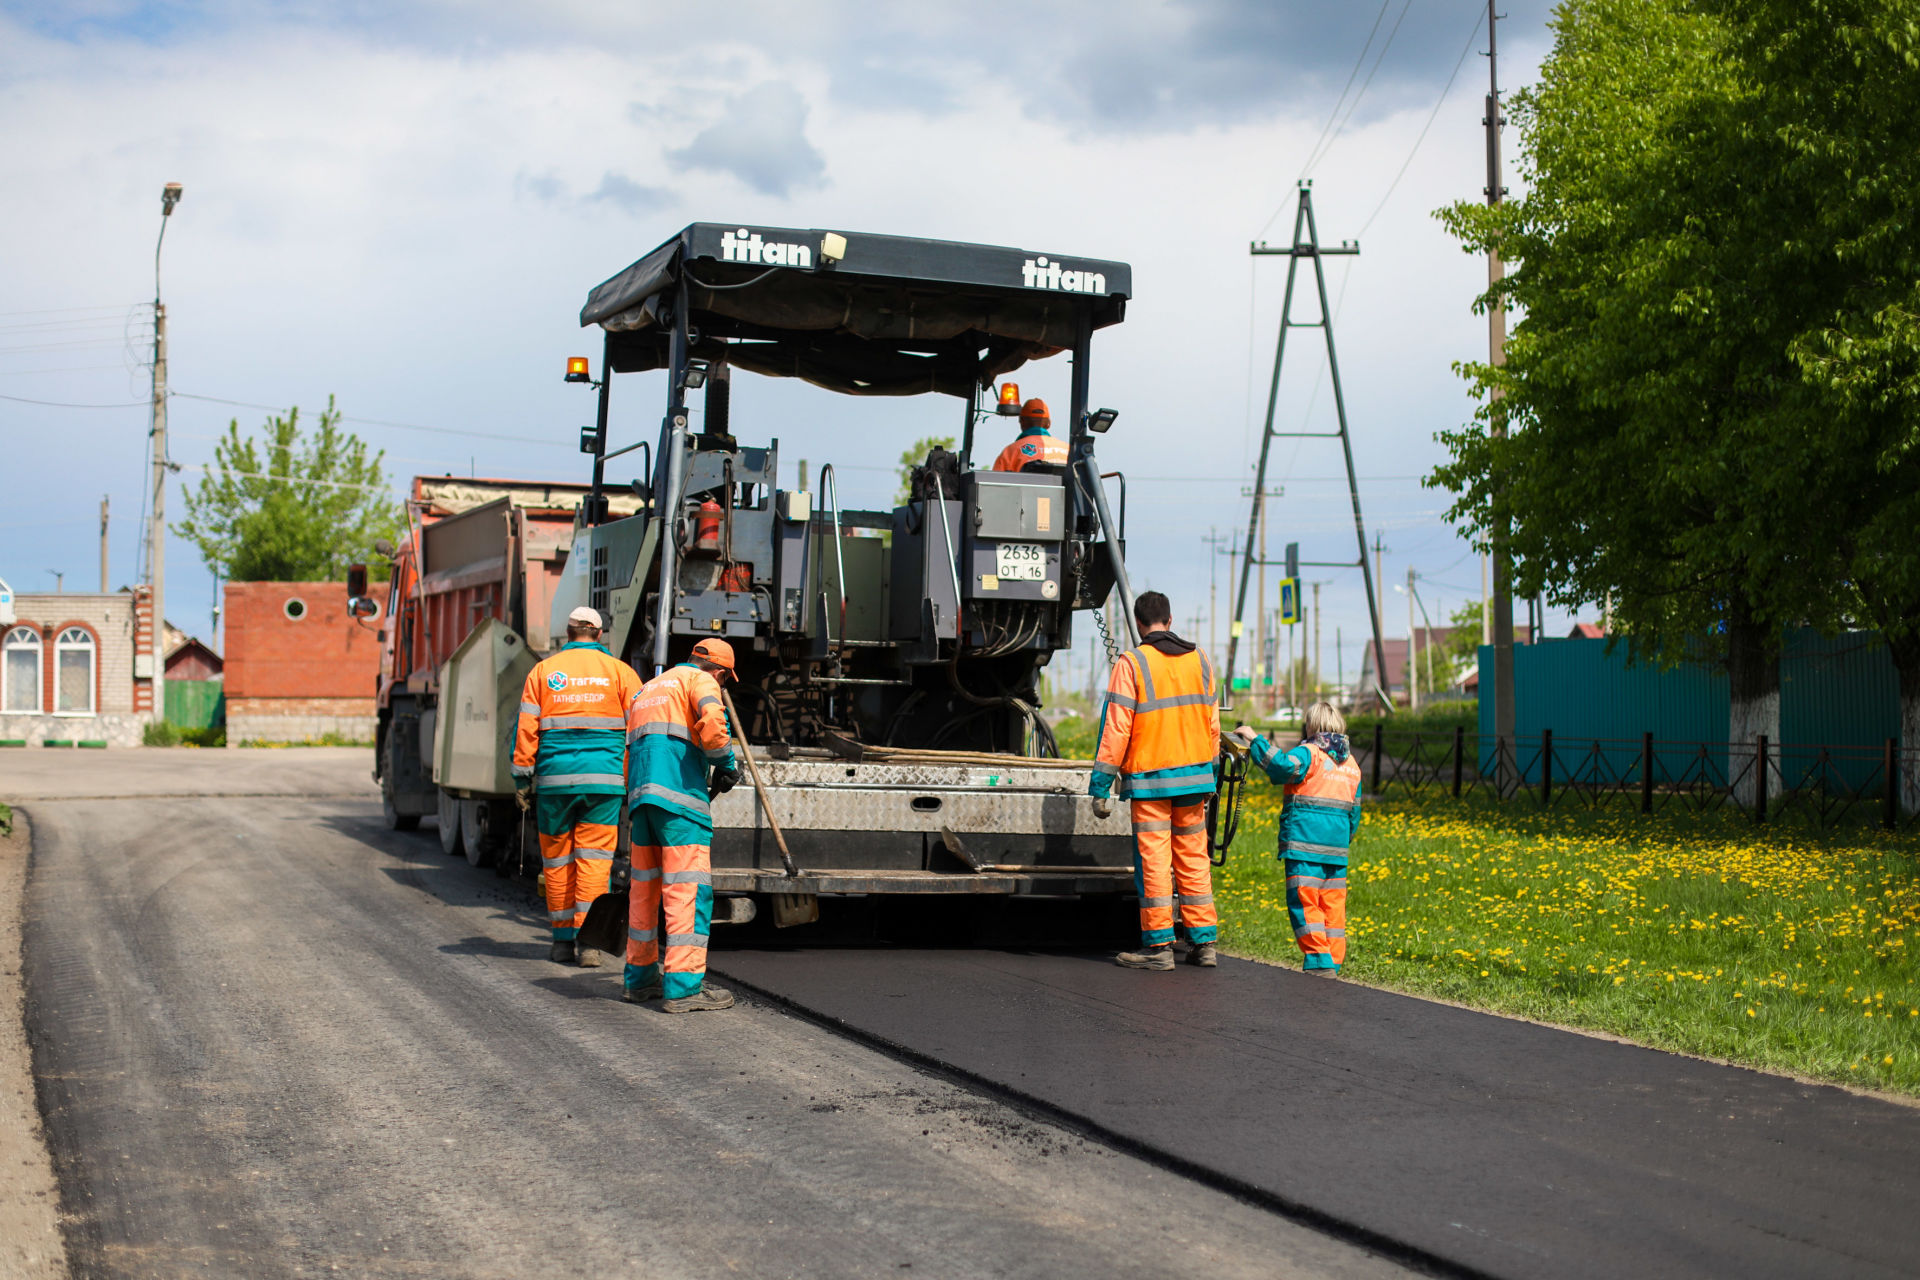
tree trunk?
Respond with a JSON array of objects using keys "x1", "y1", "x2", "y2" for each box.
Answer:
[
  {"x1": 1726, "y1": 603, "x2": 1780, "y2": 809},
  {"x1": 1891, "y1": 632, "x2": 1920, "y2": 819}
]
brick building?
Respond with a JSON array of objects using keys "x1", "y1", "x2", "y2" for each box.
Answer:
[
  {"x1": 0, "y1": 586, "x2": 156, "y2": 747},
  {"x1": 223, "y1": 581, "x2": 387, "y2": 744}
]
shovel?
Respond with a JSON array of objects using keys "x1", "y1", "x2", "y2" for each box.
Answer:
[{"x1": 721, "y1": 687, "x2": 817, "y2": 928}]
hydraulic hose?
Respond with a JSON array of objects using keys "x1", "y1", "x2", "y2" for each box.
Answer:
[{"x1": 1207, "y1": 746, "x2": 1249, "y2": 866}]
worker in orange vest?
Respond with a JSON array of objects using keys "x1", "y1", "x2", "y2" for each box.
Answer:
[
  {"x1": 1232, "y1": 701, "x2": 1362, "y2": 976},
  {"x1": 513, "y1": 606, "x2": 646, "y2": 967},
  {"x1": 622, "y1": 637, "x2": 741, "y2": 1012},
  {"x1": 992, "y1": 398, "x2": 1071, "y2": 473},
  {"x1": 1090, "y1": 590, "x2": 1222, "y2": 970}
]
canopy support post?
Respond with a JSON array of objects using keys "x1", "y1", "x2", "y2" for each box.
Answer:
[{"x1": 651, "y1": 277, "x2": 692, "y2": 676}]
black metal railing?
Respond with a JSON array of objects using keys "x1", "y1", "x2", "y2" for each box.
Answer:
[{"x1": 1343, "y1": 725, "x2": 1918, "y2": 832}]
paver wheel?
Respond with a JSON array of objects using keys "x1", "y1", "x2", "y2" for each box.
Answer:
[{"x1": 436, "y1": 788, "x2": 465, "y2": 857}]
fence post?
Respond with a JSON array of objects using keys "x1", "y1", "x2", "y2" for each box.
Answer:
[
  {"x1": 1641, "y1": 731, "x2": 1654, "y2": 814},
  {"x1": 1541, "y1": 728, "x2": 1553, "y2": 808},
  {"x1": 1371, "y1": 722, "x2": 1384, "y2": 794},
  {"x1": 1755, "y1": 734, "x2": 1768, "y2": 824},
  {"x1": 1452, "y1": 725, "x2": 1464, "y2": 798},
  {"x1": 1887, "y1": 737, "x2": 1899, "y2": 831}
]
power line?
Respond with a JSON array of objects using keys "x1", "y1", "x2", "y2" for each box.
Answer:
[
  {"x1": 1357, "y1": 5, "x2": 1489, "y2": 238},
  {"x1": 172, "y1": 391, "x2": 569, "y2": 447},
  {"x1": 1303, "y1": 0, "x2": 1415, "y2": 179},
  {"x1": 0, "y1": 303, "x2": 141, "y2": 318},
  {"x1": 1292, "y1": 1, "x2": 1392, "y2": 184},
  {"x1": 0, "y1": 392, "x2": 150, "y2": 409}
]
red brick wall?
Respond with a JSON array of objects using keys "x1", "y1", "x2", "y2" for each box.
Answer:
[{"x1": 224, "y1": 582, "x2": 389, "y2": 700}]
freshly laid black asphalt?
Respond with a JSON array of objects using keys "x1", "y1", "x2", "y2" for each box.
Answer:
[
  {"x1": 11, "y1": 753, "x2": 1405, "y2": 1280},
  {"x1": 712, "y1": 947, "x2": 1920, "y2": 1280}
]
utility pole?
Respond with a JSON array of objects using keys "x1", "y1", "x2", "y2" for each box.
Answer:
[
  {"x1": 99, "y1": 496, "x2": 109, "y2": 592},
  {"x1": 150, "y1": 182, "x2": 183, "y2": 724},
  {"x1": 1256, "y1": 501, "x2": 1267, "y2": 712},
  {"x1": 1372, "y1": 532, "x2": 1387, "y2": 703},
  {"x1": 1406, "y1": 564, "x2": 1420, "y2": 711},
  {"x1": 1203, "y1": 528, "x2": 1232, "y2": 674},
  {"x1": 49, "y1": 571, "x2": 64, "y2": 594},
  {"x1": 1311, "y1": 580, "x2": 1322, "y2": 702},
  {"x1": 1484, "y1": 0, "x2": 1517, "y2": 785}
]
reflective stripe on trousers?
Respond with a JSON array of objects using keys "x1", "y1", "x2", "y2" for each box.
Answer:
[
  {"x1": 534, "y1": 792, "x2": 621, "y2": 941},
  {"x1": 1130, "y1": 797, "x2": 1217, "y2": 947},
  {"x1": 626, "y1": 804, "x2": 715, "y2": 1001},
  {"x1": 1284, "y1": 857, "x2": 1348, "y2": 970}
]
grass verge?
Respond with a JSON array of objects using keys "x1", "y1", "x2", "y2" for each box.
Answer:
[{"x1": 1216, "y1": 785, "x2": 1920, "y2": 1094}]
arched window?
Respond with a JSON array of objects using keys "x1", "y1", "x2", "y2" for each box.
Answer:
[
  {"x1": 2, "y1": 626, "x2": 40, "y2": 713},
  {"x1": 54, "y1": 627, "x2": 95, "y2": 715}
]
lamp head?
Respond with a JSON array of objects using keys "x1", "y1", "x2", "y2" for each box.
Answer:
[{"x1": 161, "y1": 183, "x2": 183, "y2": 216}]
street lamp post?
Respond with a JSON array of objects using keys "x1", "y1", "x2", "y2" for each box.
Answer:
[{"x1": 150, "y1": 182, "x2": 182, "y2": 725}]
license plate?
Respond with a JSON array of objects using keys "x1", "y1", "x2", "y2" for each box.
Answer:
[{"x1": 994, "y1": 543, "x2": 1047, "y2": 581}]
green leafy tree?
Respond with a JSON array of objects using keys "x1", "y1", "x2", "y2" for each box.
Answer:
[
  {"x1": 175, "y1": 397, "x2": 402, "y2": 582},
  {"x1": 1431, "y1": 0, "x2": 1920, "y2": 798},
  {"x1": 895, "y1": 435, "x2": 956, "y2": 504}
]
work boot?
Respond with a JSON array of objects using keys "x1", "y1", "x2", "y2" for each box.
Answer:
[
  {"x1": 662, "y1": 983, "x2": 736, "y2": 1013},
  {"x1": 621, "y1": 979, "x2": 662, "y2": 1003},
  {"x1": 1115, "y1": 946, "x2": 1175, "y2": 971},
  {"x1": 1308, "y1": 966, "x2": 1339, "y2": 979},
  {"x1": 576, "y1": 945, "x2": 603, "y2": 969},
  {"x1": 1186, "y1": 943, "x2": 1218, "y2": 968},
  {"x1": 549, "y1": 939, "x2": 576, "y2": 965}
]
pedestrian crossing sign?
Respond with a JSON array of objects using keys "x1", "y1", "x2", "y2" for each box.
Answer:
[{"x1": 1279, "y1": 577, "x2": 1301, "y2": 625}]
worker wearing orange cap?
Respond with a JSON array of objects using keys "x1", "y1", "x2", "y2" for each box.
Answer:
[
  {"x1": 992, "y1": 398, "x2": 1071, "y2": 473},
  {"x1": 513, "y1": 606, "x2": 645, "y2": 967},
  {"x1": 621, "y1": 637, "x2": 740, "y2": 1012}
]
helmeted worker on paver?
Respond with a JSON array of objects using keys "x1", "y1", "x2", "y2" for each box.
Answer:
[
  {"x1": 622, "y1": 637, "x2": 742, "y2": 1012},
  {"x1": 513, "y1": 606, "x2": 645, "y2": 967},
  {"x1": 991, "y1": 398, "x2": 1070, "y2": 473},
  {"x1": 1090, "y1": 591, "x2": 1222, "y2": 971},
  {"x1": 1232, "y1": 701, "x2": 1362, "y2": 977}
]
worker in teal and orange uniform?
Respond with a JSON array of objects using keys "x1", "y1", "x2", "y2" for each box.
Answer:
[
  {"x1": 1232, "y1": 700, "x2": 1362, "y2": 977},
  {"x1": 1091, "y1": 590, "x2": 1222, "y2": 971},
  {"x1": 621, "y1": 637, "x2": 741, "y2": 1013},
  {"x1": 514, "y1": 606, "x2": 646, "y2": 967},
  {"x1": 992, "y1": 398, "x2": 1070, "y2": 473}
]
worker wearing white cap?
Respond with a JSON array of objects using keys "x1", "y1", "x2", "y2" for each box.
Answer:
[{"x1": 512, "y1": 606, "x2": 644, "y2": 966}]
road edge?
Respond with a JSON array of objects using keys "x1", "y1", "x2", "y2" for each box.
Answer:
[{"x1": 0, "y1": 809, "x2": 69, "y2": 1280}]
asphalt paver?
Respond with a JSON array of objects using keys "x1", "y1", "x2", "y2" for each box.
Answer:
[
  {"x1": 13, "y1": 752, "x2": 1407, "y2": 1280},
  {"x1": 711, "y1": 947, "x2": 1920, "y2": 1280}
]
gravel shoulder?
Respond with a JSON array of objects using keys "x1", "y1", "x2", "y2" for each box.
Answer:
[{"x1": 0, "y1": 810, "x2": 67, "y2": 1280}]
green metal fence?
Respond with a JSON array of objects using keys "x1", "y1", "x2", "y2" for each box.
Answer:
[{"x1": 164, "y1": 679, "x2": 225, "y2": 729}]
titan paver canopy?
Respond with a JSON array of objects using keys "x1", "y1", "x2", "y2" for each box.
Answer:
[{"x1": 580, "y1": 223, "x2": 1132, "y2": 397}]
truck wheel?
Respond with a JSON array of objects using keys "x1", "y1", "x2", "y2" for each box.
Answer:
[
  {"x1": 460, "y1": 798, "x2": 498, "y2": 869},
  {"x1": 382, "y1": 739, "x2": 420, "y2": 832},
  {"x1": 436, "y1": 789, "x2": 465, "y2": 857}
]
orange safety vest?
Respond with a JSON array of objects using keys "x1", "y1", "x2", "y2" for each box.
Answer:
[
  {"x1": 1279, "y1": 743, "x2": 1363, "y2": 861},
  {"x1": 512, "y1": 641, "x2": 644, "y2": 794},
  {"x1": 992, "y1": 430, "x2": 1070, "y2": 473},
  {"x1": 1093, "y1": 640, "x2": 1219, "y2": 799},
  {"x1": 624, "y1": 663, "x2": 736, "y2": 827}
]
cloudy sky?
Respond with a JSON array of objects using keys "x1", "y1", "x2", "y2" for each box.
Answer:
[{"x1": 0, "y1": 0, "x2": 1563, "y2": 693}]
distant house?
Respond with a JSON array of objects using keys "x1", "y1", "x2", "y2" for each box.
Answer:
[
  {"x1": 1357, "y1": 625, "x2": 1531, "y2": 703},
  {"x1": 223, "y1": 581, "x2": 387, "y2": 744},
  {"x1": 0, "y1": 585, "x2": 157, "y2": 747},
  {"x1": 162, "y1": 625, "x2": 223, "y2": 681}
]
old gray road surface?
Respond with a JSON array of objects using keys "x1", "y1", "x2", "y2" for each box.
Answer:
[{"x1": 14, "y1": 752, "x2": 1404, "y2": 1280}]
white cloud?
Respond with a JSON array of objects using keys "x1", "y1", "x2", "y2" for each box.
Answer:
[
  {"x1": 0, "y1": 3, "x2": 1561, "y2": 661},
  {"x1": 666, "y1": 81, "x2": 825, "y2": 198}
]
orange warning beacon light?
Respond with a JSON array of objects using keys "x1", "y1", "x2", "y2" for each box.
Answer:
[
  {"x1": 565, "y1": 356, "x2": 592, "y2": 384},
  {"x1": 996, "y1": 382, "x2": 1021, "y2": 415}
]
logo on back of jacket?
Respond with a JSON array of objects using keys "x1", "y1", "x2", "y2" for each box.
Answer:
[{"x1": 545, "y1": 671, "x2": 611, "y2": 692}]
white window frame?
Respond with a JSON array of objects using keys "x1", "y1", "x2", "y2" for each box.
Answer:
[
  {"x1": 2, "y1": 626, "x2": 41, "y2": 715},
  {"x1": 53, "y1": 626, "x2": 96, "y2": 717}
]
